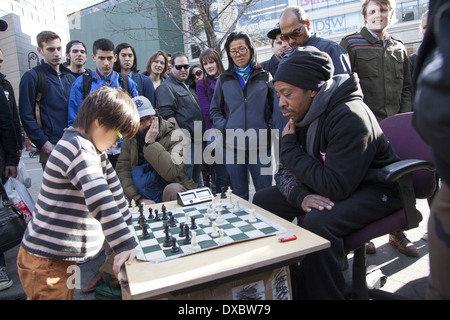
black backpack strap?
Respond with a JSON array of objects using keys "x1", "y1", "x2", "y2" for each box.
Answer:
[
  {"x1": 82, "y1": 71, "x2": 94, "y2": 99},
  {"x1": 118, "y1": 73, "x2": 132, "y2": 97},
  {"x1": 33, "y1": 65, "x2": 47, "y2": 128}
]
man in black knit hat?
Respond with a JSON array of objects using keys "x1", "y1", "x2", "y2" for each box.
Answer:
[{"x1": 253, "y1": 47, "x2": 402, "y2": 299}]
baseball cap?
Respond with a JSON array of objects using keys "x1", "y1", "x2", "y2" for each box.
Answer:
[
  {"x1": 132, "y1": 96, "x2": 156, "y2": 118},
  {"x1": 0, "y1": 18, "x2": 8, "y2": 32},
  {"x1": 267, "y1": 22, "x2": 281, "y2": 40}
]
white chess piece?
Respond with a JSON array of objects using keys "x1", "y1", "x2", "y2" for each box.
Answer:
[
  {"x1": 249, "y1": 208, "x2": 257, "y2": 223},
  {"x1": 211, "y1": 223, "x2": 219, "y2": 237},
  {"x1": 226, "y1": 193, "x2": 234, "y2": 209},
  {"x1": 190, "y1": 231, "x2": 200, "y2": 250},
  {"x1": 216, "y1": 208, "x2": 224, "y2": 223},
  {"x1": 218, "y1": 229, "x2": 225, "y2": 244},
  {"x1": 185, "y1": 213, "x2": 189, "y2": 224},
  {"x1": 233, "y1": 200, "x2": 240, "y2": 213},
  {"x1": 202, "y1": 213, "x2": 210, "y2": 226}
]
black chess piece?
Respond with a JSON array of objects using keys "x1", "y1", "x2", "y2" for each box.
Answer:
[
  {"x1": 138, "y1": 211, "x2": 146, "y2": 229},
  {"x1": 148, "y1": 207, "x2": 154, "y2": 220},
  {"x1": 162, "y1": 226, "x2": 171, "y2": 247},
  {"x1": 168, "y1": 212, "x2": 176, "y2": 227},
  {"x1": 138, "y1": 203, "x2": 144, "y2": 213},
  {"x1": 162, "y1": 208, "x2": 168, "y2": 220},
  {"x1": 179, "y1": 222, "x2": 185, "y2": 237},
  {"x1": 141, "y1": 223, "x2": 151, "y2": 239},
  {"x1": 154, "y1": 209, "x2": 160, "y2": 221},
  {"x1": 170, "y1": 237, "x2": 180, "y2": 253},
  {"x1": 190, "y1": 217, "x2": 197, "y2": 230},
  {"x1": 220, "y1": 186, "x2": 227, "y2": 199},
  {"x1": 183, "y1": 224, "x2": 191, "y2": 245}
]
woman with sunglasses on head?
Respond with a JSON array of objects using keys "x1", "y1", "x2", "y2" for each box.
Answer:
[
  {"x1": 210, "y1": 32, "x2": 274, "y2": 200},
  {"x1": 196, "y1": 48, "x2": 230, "y2": 193}
]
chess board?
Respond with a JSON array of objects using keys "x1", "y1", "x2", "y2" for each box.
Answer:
[{"x1": 130, "y1": 200, "x2": 288, "y2": 263}]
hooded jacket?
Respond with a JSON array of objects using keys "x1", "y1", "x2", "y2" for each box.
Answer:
[
  {"x1": 276, "y1": 73, "x2": 399, "y2": 208},
  {"x1": 116, "y1": 117, "x2": 196, "y2": 204}
]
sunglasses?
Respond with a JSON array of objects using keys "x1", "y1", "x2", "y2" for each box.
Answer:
[
  {"x1": 174, "y1": 64, "x2": 190, "y2": 70},
  {"x1": 280, "y1": 25, "x2": 305, "y2": 42},
  {"x1": 195, "y1": 70, "x2": 203, "y2": 77},
  {"x1": 114, "y1": 128, "x2": 123, "y2": 144}
]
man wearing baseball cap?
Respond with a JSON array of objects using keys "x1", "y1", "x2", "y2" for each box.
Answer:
[
  {"x1": 253, "y1": 47, "x2": 402, "y2": 299},
  {"x1": 261, "y1": 23, "x2": 290, "y2": 77},
  {"x1": 116, "y1": 96, "x2": 196, "y2": 206}
]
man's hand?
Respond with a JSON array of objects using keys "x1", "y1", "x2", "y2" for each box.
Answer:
[
  {"x1": 301, "y1": 194, "x2": 334, "y2": 213},
  {"x1": 145, "y1": 117, "x2": 159, "y2": 142},
  {"x1": 282, "y1": 118, "x2": 296, "y2": 137},
  {"x1": 139, "y1": 198, "x2": 156, "y2": 205},
  {"x1": 113, "y1": 248, "x2": 137, "y2": 278},
  {"x1": 4, "y1": 166, "x2": 17, "y2": 178},
  {"x1": 41, "y1": 141, "x2": 54, "y2": 155}
]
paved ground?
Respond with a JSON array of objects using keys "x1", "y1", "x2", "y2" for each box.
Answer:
[{"x1": 0, "y1": 150, "x2": 431, "y2": 300}]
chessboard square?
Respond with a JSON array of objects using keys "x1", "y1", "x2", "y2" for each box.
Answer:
[
  {"x1": 142, "y1": 244, "x2": 161, "y2": 254},
  {"x1": 198, "y1": 239, "x2": 218, "y2": 249},
  {"x1": 239, "y1": 224, "x2": 257, "y2": 233},
  {"x1": 183, "y1": 207, "x2": 197, "y2": 213},
  {"x1": 259, "y1": 226, "x2": 279, "y2": 235},
  {"x1": 230, "y1": 233, "x2": 250, "y2": 241},
  {"x1": 234, "y1": 211, "x2": 248, "y2": 217},
  {"x1": 163, "y1": 247, "x2": 185, "y2": 258},
  {"x1": 226, "y1": 217, "x2": 243, "y2": 224}
]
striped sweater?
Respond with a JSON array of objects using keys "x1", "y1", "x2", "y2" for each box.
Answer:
[{"x1": 21, "y1": 128, "x2": 137, "y2": 261}]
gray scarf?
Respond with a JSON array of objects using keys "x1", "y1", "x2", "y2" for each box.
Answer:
[{"x1": 295, "y1": 74, "x2": 350, "y2": 157}]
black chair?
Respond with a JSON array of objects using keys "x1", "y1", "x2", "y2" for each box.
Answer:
[{"x1": 343, "y1": 112, "x2": 436, "y2": 299}]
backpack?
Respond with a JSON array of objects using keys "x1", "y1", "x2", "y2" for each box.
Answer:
[
  {"x1": 81, "y1": 71, "x2": 132, "y2": 99},
  {"x1": 33, "y1": 64, "x2": 75, "y2": 128}
]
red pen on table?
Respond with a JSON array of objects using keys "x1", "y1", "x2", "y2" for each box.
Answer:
[{"x1": 279, "y1": 235, "x2": 297, "y2": 242}]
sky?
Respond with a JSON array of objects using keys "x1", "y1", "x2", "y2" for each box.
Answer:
[{"x1": 64, "y1": 0, "x2": 102, "y2": 15}]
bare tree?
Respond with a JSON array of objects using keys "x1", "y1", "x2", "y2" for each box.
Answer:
[{"x1": 103, "y1": 0, "x2": 256, "y2": 57}]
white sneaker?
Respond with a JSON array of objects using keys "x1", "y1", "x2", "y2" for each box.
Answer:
[
  {"x1": 422, "y1": 233, "x2": 428, "y2": 241},
  {"x1": 0, "y1": 266, "x2": 13, "y2": 291}
]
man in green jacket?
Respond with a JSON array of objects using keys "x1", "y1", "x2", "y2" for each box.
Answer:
[
  {"x1": 340, "y1": 0, "x2": 415, "y2": 257},
  {"x1": 340, "y1": 0, "x2": 411, "y2": 122},
  {"x1": 116, "y1": 96, "x2": 196, "y2": 206}
]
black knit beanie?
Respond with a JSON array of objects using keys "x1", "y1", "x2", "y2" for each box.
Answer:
[{"x1": 274, "y1": 46, "x2": 334, "y2": 91}]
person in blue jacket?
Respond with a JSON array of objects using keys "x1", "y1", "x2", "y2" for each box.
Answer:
[
  {"x1": 68, "y1": 38, "x2": 138, "y2": 167},
  {"x1": 19, "y1": 31, "x2": 75, "y2": 169},
  {"x1": 113, "y1": 43, "x2": 155, "y2": 106},
  {"x1": 210, "y1": 32, "x2": 275, "y2": 200}
]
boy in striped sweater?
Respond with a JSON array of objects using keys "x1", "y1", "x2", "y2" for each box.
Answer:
[{"x1": 17, "y1": 87, "x2": 140, "y2": 300}]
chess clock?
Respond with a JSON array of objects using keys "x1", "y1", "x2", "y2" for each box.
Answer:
[{"x1": 177, "y1": 187, "x2": 215, "y2": 206}]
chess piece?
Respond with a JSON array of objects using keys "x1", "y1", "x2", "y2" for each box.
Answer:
[
  {"x1": 138, "y1": 211, "x2": 147, "y2": 229},
  {"x1": 202, "y1": 213, "x2": 210, "y2": 226},
  {"x1": 141, "y1": 223, "x2": 151, "y2": 239},
  {"x1": 190, "y1": 230, "x2": 200, "y2": 250},
  {"x1": 162, "y1": 208, "x2": 168, "y2": 220},
  {"x1": 170, "y1": 237, "x2": 180, "y2": 253},
  {"x1": 211, "y1": 223, "x2": 218, "y2": 237},
  {"x1": 148, "y1": 207, "x2": 154, "y2": 219},
  {"x1": 220, "y1": 186, "x2": 227, "y2": 199},
  {"x1": 249, "y1": 208, "x2": 257, "y2": 223},
  {"x1": 138, "y1": 203, "x2": 144, "y2": 214},
  {"x1": 190, "y1": 217, "x2": 198, "y2": 230},
  {"x1": 185, "y1": 213, "x2": 189, "y2": 224},
  {"x1": 168, "y1": 212, "x2": 176, "y2": 227},
  {"x1": 216, "y1": 209, "x2": 224, "y2": 223},
  {"x1": 154, "y1": 209, "x2": 161, "y2": 221},
  {"x1": 218, "y1": 229, "x2": 225, "y2": 244},
  {"x1": 163, "y1": 226, "x2": 171, "y2": 247},
  {"x1": 183, "y1": 224, "x2": 191, "y2": 245},
  {"x1": 226, "y1": 193, "x2": 234, "y2": 209},
  {"x1": 233, "y1": 200, "x2": 240, "y2": 213},
  {"x1": 179, "y1": 222, "x2": 185, "y2": 237}
]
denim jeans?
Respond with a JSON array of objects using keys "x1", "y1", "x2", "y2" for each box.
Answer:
[{"x1": 224, "y1": 148, "x2": 272, "y2": 200}]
